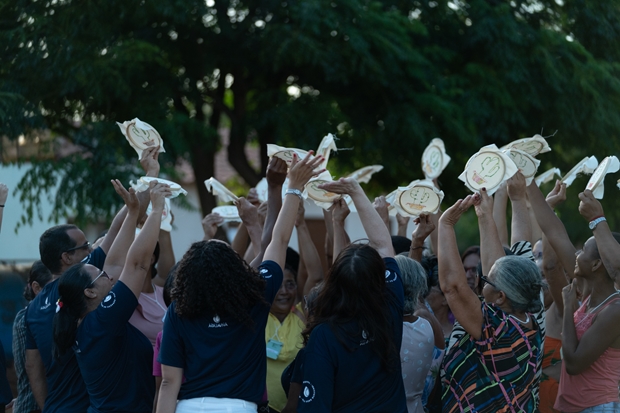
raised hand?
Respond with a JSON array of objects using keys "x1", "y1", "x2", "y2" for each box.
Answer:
[
  {"x1": 247, "y1": 188, "x2": 261, "y2": 206},
  {"x1": 331, "y1": 198, "x2": 350, "y2": 223},
  {"x1": 441, "y1": 194, "x2": 480, "y2": 227},
  {"x1": 317, "y1": 177, "x2": 362, "y2": 196},
  {"x1": 202, "y1": 213, "x2": 223, "y2": 240},
  {"x1": 473, "y1": 188, "x2": 493, "y2": 218},
  {"x1": 287, "y1": 152, "x2": 325, "y2": 190},
  {"x1": 578, "y1": 189, "x2": 604, "y2": 222},
  {"x1": 235, "y1": 197, "x2": 259, "y2": 227},
  {"x1": 140, "y1": 146, "x2": 160, "y2": 176},
  {"x1": 396, "y1": 213, "x2": 410, "y2": 229},
  {"x1": 111, "y1": 179, "x2": 140, "y2": 213},
  {"x1": 266, "y1": 156, "x2": 288, "y2": 187},
  {"x1": 373, "y1": 196, "x2": 390, "y2": 229},
  {"x1": 257, "y1": 201, "x2": 268, "y2": 226},
  {"x1": 546, "y1": 179, "x2": 567, "y2": 209},
  {"x1": 149, "y1": 181, "x2": 171, "y2": 212},
  {"x1": 412, "y1": 213, "x2": 435, "y2": 243},
  {"x1": 507, "y1": 172, "x2": 526, "y2": 201},
  {"x1": 562, "y1": 278, "x2": 579, "y2": 313}
]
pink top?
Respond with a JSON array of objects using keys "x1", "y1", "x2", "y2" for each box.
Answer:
[
  {"x1": 128, "y1": 285, "x2": 167, "y2": 347},
  {"x1": 153, "y1": 331, "x2": 163, "y2": 377},
  {"x1": 555, "y1": 296, "x2": 620, "y2": 412}
]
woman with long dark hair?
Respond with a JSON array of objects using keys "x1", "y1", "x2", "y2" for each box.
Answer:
[
  {"x1": 155, "y1": 153, "x2": 324, "y2": 413},
  {"x1": 52, "y1": 181, "x2": 171, "y2": 412},
  {"x1": 298, "y1": 178, "x2": 406, "y2": 413}
]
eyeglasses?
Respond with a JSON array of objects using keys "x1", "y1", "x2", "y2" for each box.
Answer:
[
  {"x1": 89, "y1": 270, "x2": 110, "y2": 287},
  {"x1": 65, "y1": 242, "x2": 91, "y2": 253},
  {"x1": 480, "y1": 275, "x2": 497, "y2": 289}
]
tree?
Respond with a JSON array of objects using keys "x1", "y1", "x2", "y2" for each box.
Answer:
[{"x1": 2, "y1": 0, "x2": 620, "y2": 245}]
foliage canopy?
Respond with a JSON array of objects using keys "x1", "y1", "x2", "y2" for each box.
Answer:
[{"x1": 2, "y1": 0, "x2": 620, "y2": 245}]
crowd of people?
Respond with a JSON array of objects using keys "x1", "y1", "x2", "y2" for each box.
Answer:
[{"x1": 0, "y1": 144, "x2": 619, "y2": 413}]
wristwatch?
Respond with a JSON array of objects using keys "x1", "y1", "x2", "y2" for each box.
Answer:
[{"x1": 589, "y1": 216, "x2": 606, "y2": 230}]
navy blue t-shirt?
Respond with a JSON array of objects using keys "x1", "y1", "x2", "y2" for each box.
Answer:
[
  {"x1": 158, "y1": 260, "x2": 283, "y2": 403},
  {"x1": 75, "y1": 281, "x2": 154, "y2": 413},
  {"x1": 298, "y1": 257, "x2": 407, "y2": 413},
  {"x1": 24, "y1": 247, "x2": 106, "y2": 413}
]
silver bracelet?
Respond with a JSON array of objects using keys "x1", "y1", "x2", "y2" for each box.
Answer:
[{"x1": 285, "y1": 189, "x2": 303, "y2": 200}]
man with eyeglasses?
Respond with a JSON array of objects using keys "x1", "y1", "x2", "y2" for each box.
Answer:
[{"x1": 23, "y1": 222, "x2": 119, "y2": 413}]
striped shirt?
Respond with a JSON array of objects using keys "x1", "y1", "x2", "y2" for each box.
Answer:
[
  {"x1": 444, "y1": 241, "x2": 546, "y2": 409},
  {"x1": 442, "y1": 302, "x2": 542, "y2": 412}
]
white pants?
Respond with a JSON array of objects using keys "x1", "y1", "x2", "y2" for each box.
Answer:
[{"x1": 175, "y1": 397, "x2": 257, "y2": 413}]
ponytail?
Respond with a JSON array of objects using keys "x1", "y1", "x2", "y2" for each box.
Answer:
[{"x1": 52, "y1": 264, "x2": 91, "y2": 359}]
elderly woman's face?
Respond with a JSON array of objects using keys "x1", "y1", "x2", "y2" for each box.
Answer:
[{"x1": 481, "y1": 267, "x2": 501, "y2": 305}]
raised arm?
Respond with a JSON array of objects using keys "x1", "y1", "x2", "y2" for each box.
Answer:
[
  {"x1": 103, "y1": 180, "x2": 141, "y2": 280},
  {"x1": 409, "y1": 213, "x2": 435, "y2": 262},
  {"x1": 438, "y1": 195, "x2": 484, "y2": 339},
  {"x1": 295, "y1": 203, "x2": 324, "y2": 297},
  {"x1": 323, "y1": 208, "x2": 335, "y2": 267},
  {"x1": 542, "y1": 234, "x2": 567, "y2": 315},
  {"x1": 250, "y1": 157, "x2": 288, "y2": 268},
  {"x1": 475, "y1": 189, "x2": 506, "y2": 277},
  {"x1": 236, "y1": 198, "x2": 262, "y2": 259},
  {"x1": 100, "y1": 146, "x2": 160, "y2": 253},
  {"x1": 507, "y1": 173, "x2": 532, "y2": 246},
  {"x1": 561, "y1": 279, "x2": 620, "y2": 375},
  {"x1": 331, "y1": 198, "x2": 351, "y2": 264},
  {"x1": 578, "y1": 190, "x2": 620, "y2": 282},
  {"x1": 319, "y1": 179, "x2": 394, "y2": 258},
  {"x1": 396, "y1": 214, "x2": 410, "y2": 238},
  {"x1": 263, "y1": 153, "x2": 324, "y2": 270},
  {"x1": 119, "y1": 182, "x2": 172, "y2": 297},
  {"x1": 373, "y1": 196, "x2": 391, "y2": 233},
  {"x1": 202, "y1": 213, "x2": 224, "y2": 241},
  {"x1": 492, "y1": 182, "x2": 509, "y2": 247},
  {"x1": 155, "y1": 228, "x2": 175, "y2": 288},
  {"x1": 527, "y1": 180, "x2": 577, "y2": 278}
]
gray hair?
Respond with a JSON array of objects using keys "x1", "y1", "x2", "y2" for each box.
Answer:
[
  {"x1": 394, "y1": 255, "x2": 428, "y2": 314},
  {"x1": 491, "y1": 255, "x2": 543, "y2": 313}
]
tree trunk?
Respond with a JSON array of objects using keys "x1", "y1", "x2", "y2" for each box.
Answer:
[{"x1": 228, "y1": 74, "x2": 261, "y2": 187}]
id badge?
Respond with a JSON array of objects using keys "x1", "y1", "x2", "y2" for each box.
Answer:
[{"x1": 266, "y1": 339, "x2": 283, "y2": 360}]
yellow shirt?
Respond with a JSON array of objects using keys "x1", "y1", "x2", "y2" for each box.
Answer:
[{"x1": 265, "y1": 303, "x2": 304, "y2": 412}]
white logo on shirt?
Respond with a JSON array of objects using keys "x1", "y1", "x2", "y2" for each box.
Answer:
[
  {"x1": 260, "y1": 268, "x2": 272, "y2": 279},
  {"x1": 360, "y1": 330, "x2": 370, "y2": 346},
  {"x1": 300, "y1": 381, "x2": 316, "y2": 403},
  {"x1": 385, "y1": 270, "x2": 396, "y2": 283},
  {"x1": 100, "y1": 292, "x2": 116, "y2": 308},
  {"x1": 209, "y1": 314, "x2": 228, "y2": 328},
  {"x1": 40, "y1": 297, "x2": 51, "y2": 310}
]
